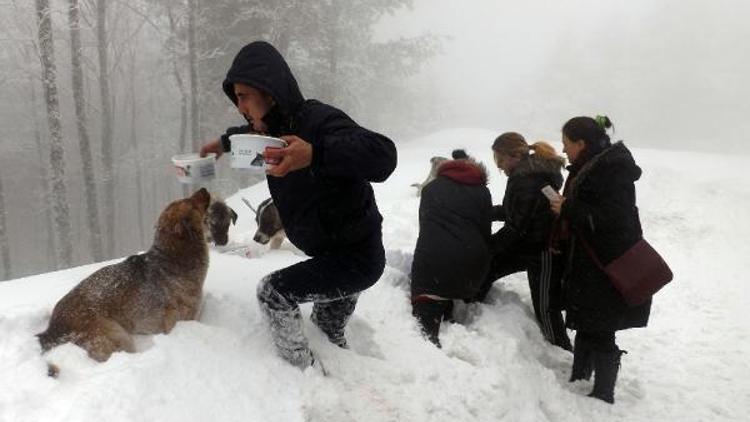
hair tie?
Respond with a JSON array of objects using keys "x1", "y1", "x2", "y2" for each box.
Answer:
[{"x1": 594, "y1": 115, "x2": 609, "y2": 131}]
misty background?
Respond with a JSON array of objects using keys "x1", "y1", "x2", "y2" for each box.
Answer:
[{"x1": 0, "y1": 0, "x2": 747, "y2": 281}]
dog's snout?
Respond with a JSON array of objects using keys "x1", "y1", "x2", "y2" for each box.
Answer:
[{"x1": 254, "y1": 231, "x2": 270, "y2": 245}]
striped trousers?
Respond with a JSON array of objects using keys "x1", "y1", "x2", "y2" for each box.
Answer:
[{"x1": 476, "y1": 249, "x2": 571, "y2": 350}]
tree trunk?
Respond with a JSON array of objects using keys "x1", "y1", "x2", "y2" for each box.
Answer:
[
  {"x1": 167, "y1": 5, "x2": 191, "y2": 199},
  {"x1": 28, "y1": 55, "x2": 58, "y2": 271},
  {"x1": 166, "y1": 6, "x2": 188, "y2": 152},
  {"x1": 35, "y1": 0, "x2": 74, "y2": 268},
  {"x1": 128, "y1": 47, "x2": 146, "y2": 248},
  {"x1": 187, "y1": 0, "x2": 201, "y2": 149},
  {"x1": 97, "y1": 0, "x2": 115, "y2": 258},
  {"x1": 69, "y1": 0, "x2": 104, "y2": 262},
  {"x1": 0, "y1": 174, "x2": 10, "y2": 281}
]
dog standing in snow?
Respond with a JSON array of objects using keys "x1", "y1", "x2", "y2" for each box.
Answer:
[{"x1": 37, "y1": 189, "x2": 236, "y2": 365}]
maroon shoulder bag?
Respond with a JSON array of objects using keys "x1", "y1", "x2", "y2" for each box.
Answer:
[{"x1": 578, "y1": 236, "x2": 673, "y2": 306}]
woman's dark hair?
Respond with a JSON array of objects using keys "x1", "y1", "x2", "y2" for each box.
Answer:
[{"x1": 562, "y1": 115, "x2": 613, "y2": 146}]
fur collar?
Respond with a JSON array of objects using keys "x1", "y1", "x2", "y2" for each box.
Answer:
[
  {"x1": 438, "y1": 157, "x2": 489, "y2": 185},
  {"x1": 567, "y1": 141, "x2": 641, "y2": 196},
  {"x1": 510, "y1": 153, "x2": 564, "y2": 179}
]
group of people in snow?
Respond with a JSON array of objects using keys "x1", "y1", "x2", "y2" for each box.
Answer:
[
  {"x1": 200, "y1": 41, "x2": 650, "y2": 405},
  {"x1": 410, "y1": 117, "x2": 650, "y2": 404}
]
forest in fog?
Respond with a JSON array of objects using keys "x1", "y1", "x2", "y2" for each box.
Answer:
[
  {"x1": 1, "y1": 0, "x2": 748, "y2": 281},
  {"x1": 0, "y1": 0, "x2": 438, "y2": 281}
]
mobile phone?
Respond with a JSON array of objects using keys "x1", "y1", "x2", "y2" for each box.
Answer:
[{"x1": 541, "y1": 185, "x2": 561, "y2": 201}]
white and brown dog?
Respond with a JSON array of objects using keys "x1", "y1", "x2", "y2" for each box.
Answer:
[{"x1": 244, "y1": 197, "x2": 286, "y2": 250}]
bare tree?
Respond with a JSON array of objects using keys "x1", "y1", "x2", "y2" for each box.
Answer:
[
  {"x1": 97, "y1": 0, "x2": 115, "y2": 258},
  {"x1": 127, "y1": 45, "x2": 146, "y2": 247},
  {"x1": 69, "y1": 0, "x2": 104, "y2": 262},
  {"x1": 35, "y1": 0, "x2": 74, "y2": 268},
  {"x1": 0, "y1": 174, "x2": 10, "y2": 280},
  {"x1": 187, "y1": 0, "x2": 201, "y2": 149},
  {"x1": 166, "y1": 5, "x2": 188, "y2": 153},
  {"x1": 26, "y1": 48, "x2": 58, "y2": 271}
]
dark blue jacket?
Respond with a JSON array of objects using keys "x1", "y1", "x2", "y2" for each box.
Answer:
[{"x1": 220, "y1": 41, "x2": 397, "y2": 255}]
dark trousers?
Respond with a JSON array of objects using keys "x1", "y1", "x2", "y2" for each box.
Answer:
[
  {"x1": 257, "y1": 234, "x2": 385, "y2": 368},
  {"x1": 412, "y1": 298, "x2": 454, "y2": 347},
  {"x1": 475, "y1": 249, "x2": 571, "y2": 350}
]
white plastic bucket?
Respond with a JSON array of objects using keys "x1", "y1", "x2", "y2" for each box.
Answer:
[
  {"x1": 171, "y1": 153, "x2": 216, "y2": 184},
  {"x1": 229, "y1": 134, "x2": 287, "y2": 171}
]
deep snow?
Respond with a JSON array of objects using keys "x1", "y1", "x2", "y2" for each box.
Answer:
[{"x1": 1, "y1": 129, "x2": 748, "y2": 422}]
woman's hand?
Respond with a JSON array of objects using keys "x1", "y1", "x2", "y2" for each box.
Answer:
[
  {"x1": 265, "y1": 135, "x2": 313, "y2": 177},
  {"x1": 550, "y1": 196, "x2": 566, "y2": 216},
  {"x1": 199, "y1": 138, "x2": 224, "y2": 158}
]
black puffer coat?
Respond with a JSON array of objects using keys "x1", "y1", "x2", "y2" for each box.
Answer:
[
  {"x1": 493, "y1": 154, "x2": 564, "y2": 255},
  {"x1": 561, "y1": 141, "x2": 651, "y2": 332},
  {"x1": 220, "y1": 41, "x2": 397, "y2": 256},
  {"x1": 411, "y1": 159, "x2": 492, "y2": 299}
]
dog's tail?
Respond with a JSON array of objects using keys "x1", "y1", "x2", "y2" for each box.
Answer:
[{"x1": 37, "y1": 331, "x2": 61, "y2": 378}]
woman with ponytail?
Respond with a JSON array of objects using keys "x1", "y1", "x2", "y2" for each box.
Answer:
[
  {"x1": 550, "y1": 115, "x2": 651, "y2": 404},
  {"x1": 474, "y1": 132, "x2": 572, "y2": 351}
]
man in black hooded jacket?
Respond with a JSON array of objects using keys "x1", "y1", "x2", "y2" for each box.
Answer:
[{"x1": 200, "y1": 41, "x2": 397, "y2": 370}]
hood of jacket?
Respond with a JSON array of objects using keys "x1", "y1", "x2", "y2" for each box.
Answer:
[
  {"x1": 437, "y1": 158, "x2": 489, "y2": 185},
  {"x1": 222, "y1": 41, "x2": 305, "y2": 117},
  {"x1": 568, "y1": 141, "x2": 642, "y2": 195},
  {"x1": 509, "y1": 153, "x2": 565, "y2": 189}
]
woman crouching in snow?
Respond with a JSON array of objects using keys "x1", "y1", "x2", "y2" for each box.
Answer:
[
  {"x1": 474, "y1": 132, "x2": 572, "y2": 351},
  {"x1": 410, "y1": 149, "x2": 492, "y2": 347}
]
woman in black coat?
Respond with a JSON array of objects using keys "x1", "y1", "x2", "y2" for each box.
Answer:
[
  {"x1": 411, "y1": 150, "x2": 492, "y2": 347},
  {"x1": 550, "y1": 116, "x2": 651, "y2": 404},
  {"x1": 474, "y1": 132, "x2": 571, "y2": 351}
]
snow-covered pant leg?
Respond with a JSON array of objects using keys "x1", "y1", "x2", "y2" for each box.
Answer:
[
  {"x1": 256, "y1": 232, "x2": 385, "y2": 368},
  {"x1": 311, "y1": 294, "x2": 359, "y2": 348},
  {"x1": 527, "y1": 251, "x2": 572, "y2": 351},
  {"x1": 257, "y1": 276, "x2": 313, "y2": 369}
]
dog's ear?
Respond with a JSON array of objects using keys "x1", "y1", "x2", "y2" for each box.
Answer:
[
  {"x1": 191, "y1": 188, "x2": 210, "y2": 211},
  {"x1": 230, "y1": 208, "x2": 238, "y2": 225}
]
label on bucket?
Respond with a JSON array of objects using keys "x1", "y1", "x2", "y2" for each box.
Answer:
[{"x1": 230, "y1": 134, "x2": 286, "y2": 170}]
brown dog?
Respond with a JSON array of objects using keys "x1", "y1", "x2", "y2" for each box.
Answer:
[{"x1": 37, "y1": 188, "x2": 227, "y2": 364}]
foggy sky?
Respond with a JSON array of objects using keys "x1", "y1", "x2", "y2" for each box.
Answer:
[{"x1": 378, "y1": 0, "x2": 750, "y2": 153}]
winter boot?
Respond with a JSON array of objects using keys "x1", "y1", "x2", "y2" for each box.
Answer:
[
  {"x1": 569, "y1": 336, "x2": 594, "y2": 382},
  {"x1": 412, "y1": 299, "x2": 449, "y2": 348},
  {"x1": 588, "y1": 349, "x2": 625, "y2": 404}
]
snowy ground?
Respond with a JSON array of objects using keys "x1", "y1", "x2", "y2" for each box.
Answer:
[{"x1": 1, "y1": 129, "x2": 749, "y2": 421}]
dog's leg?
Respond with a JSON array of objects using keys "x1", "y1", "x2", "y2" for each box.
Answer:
[
  {"x1": 270, "y1": 232, "x2": 285, "y2": 250},
  {"x1": 80, "y1": 318, "x2": 135, "y2": 362},
  {"x1": 162, "y1": 307, "x2": 179, "y2": 333}
]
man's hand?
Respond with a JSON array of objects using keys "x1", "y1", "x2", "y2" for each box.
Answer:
[
  {"x1": 265, "y1": 135, "x2": 313, "y2": 177},
  {"x1": 550, "y1": 196, "x2": 566, "y2": 216},
  {"x1": 200, "y1": 138, "x2": 224, "y2": 158}
]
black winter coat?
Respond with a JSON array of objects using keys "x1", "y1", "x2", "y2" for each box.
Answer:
[
  {"x1": 493, "y1": 154, "x2": 564, "y2": 255},
  {"x1": 561, "y1": 141, "x2": 651, "y2": 332},
  {"x1": 220, "y1": 41, "x2": 397, "y2": 256},
  {"x1": 411, "y1": 159, "x2": 492, "y2": 299}
]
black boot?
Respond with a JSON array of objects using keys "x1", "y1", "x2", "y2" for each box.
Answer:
[
  {"x1": 568, "y1": 336, "x2": 594, "y2": 382},
  {"x1": 588, "y1": 349, "x2": 625, "y2": 404},
  {"x1": 412, "y1": 299, "x2": 450, "y2": 348}
]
